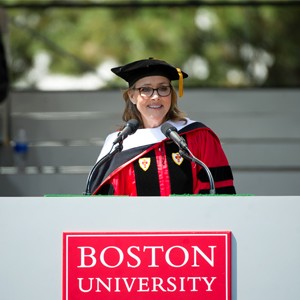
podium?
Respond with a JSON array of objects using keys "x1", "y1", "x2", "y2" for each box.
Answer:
[{"x1": 0, "y1": 196, "x2": 299, "y2": 299}]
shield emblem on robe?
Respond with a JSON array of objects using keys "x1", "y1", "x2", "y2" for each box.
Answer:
[
  {"x1": 139, "y1": 157, "x2": 151, "y2": 171},
  {"x1": 172, "y1": 152, "x2": 184, "y2": 165}
]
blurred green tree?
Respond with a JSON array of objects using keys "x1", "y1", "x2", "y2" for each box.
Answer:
[{"x1": 3, "y1": 0, "x2": 300, "y2": 89}]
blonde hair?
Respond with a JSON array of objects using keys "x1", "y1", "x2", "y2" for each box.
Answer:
[{"x1": 121, "y1": 86, "x2": 186, "y2": 129}]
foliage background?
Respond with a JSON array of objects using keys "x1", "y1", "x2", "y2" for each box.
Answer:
[{"x1": 1, "y1": 0, "x2": 300, "y2": 89}]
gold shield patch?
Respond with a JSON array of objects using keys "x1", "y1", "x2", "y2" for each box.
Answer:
[
  {"x1": 172, "y1": 152, "x2": 184, "y2": 166},
  {"x1": 139, "y1": 157, "x2": 151, "y2": 171}
]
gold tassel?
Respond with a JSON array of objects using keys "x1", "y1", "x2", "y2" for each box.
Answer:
[{"x1": 176, "y1": 67, "x2": 184, "y2": 97}]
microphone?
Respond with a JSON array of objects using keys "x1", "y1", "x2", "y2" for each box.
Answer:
[
  {"x1": 113, "y1": 119, "x2": 140, "y2": 145},
  {"x1": 161, "y1": 123, "x2": 188, "y2": 151},
  {"x1": 84, "y1": 119, "x2": 139, "y2": 195},
  {"x1": 161, "y1": 122, "x2": 216, "y2": 194}
]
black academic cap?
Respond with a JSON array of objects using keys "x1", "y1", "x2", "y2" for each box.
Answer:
[{"x1": 111, "y1": 58, "x2": 188, "y2": 96}]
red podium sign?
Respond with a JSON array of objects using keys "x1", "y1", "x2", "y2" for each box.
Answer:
[{"x1": 63, "y1": 231, "x2": 231, "y2": 300}]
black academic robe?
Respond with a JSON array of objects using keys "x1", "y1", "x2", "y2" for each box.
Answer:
[{"x1": 89, "y1": 119, "x2": 235, "y2": 196}]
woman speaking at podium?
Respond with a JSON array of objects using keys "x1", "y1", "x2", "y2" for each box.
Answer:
[{"x1": 86, "y1": 58, "x2": 236, "y2": 196}]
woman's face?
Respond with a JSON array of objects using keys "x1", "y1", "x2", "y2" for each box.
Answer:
[{"x1": 129, "y1": 76, "x2": 172, "y2": 128}]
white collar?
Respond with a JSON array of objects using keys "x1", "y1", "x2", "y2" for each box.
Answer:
[{"x1": 98, "y1": 118, "x2": 196, "y2": 161}]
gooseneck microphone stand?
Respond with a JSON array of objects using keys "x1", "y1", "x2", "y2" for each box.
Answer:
[
  {"x1": 179, "y1": 148, "x2": 216, "y2": 195},
  {"x1": 160, "y1": 123, "x2": 215, "y2": 194},
  {"x1": 84, "y1": 142, "x2": 123, "y2": 195}
]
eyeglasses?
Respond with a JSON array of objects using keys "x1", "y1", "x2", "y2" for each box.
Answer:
[{"x1": 133, "y1": 85, "x2": 172, "y2": 98}]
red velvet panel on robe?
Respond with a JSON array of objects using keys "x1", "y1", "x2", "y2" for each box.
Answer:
[{"x1": 90, "y1": 120, "x2": 235, "y2": 196}]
